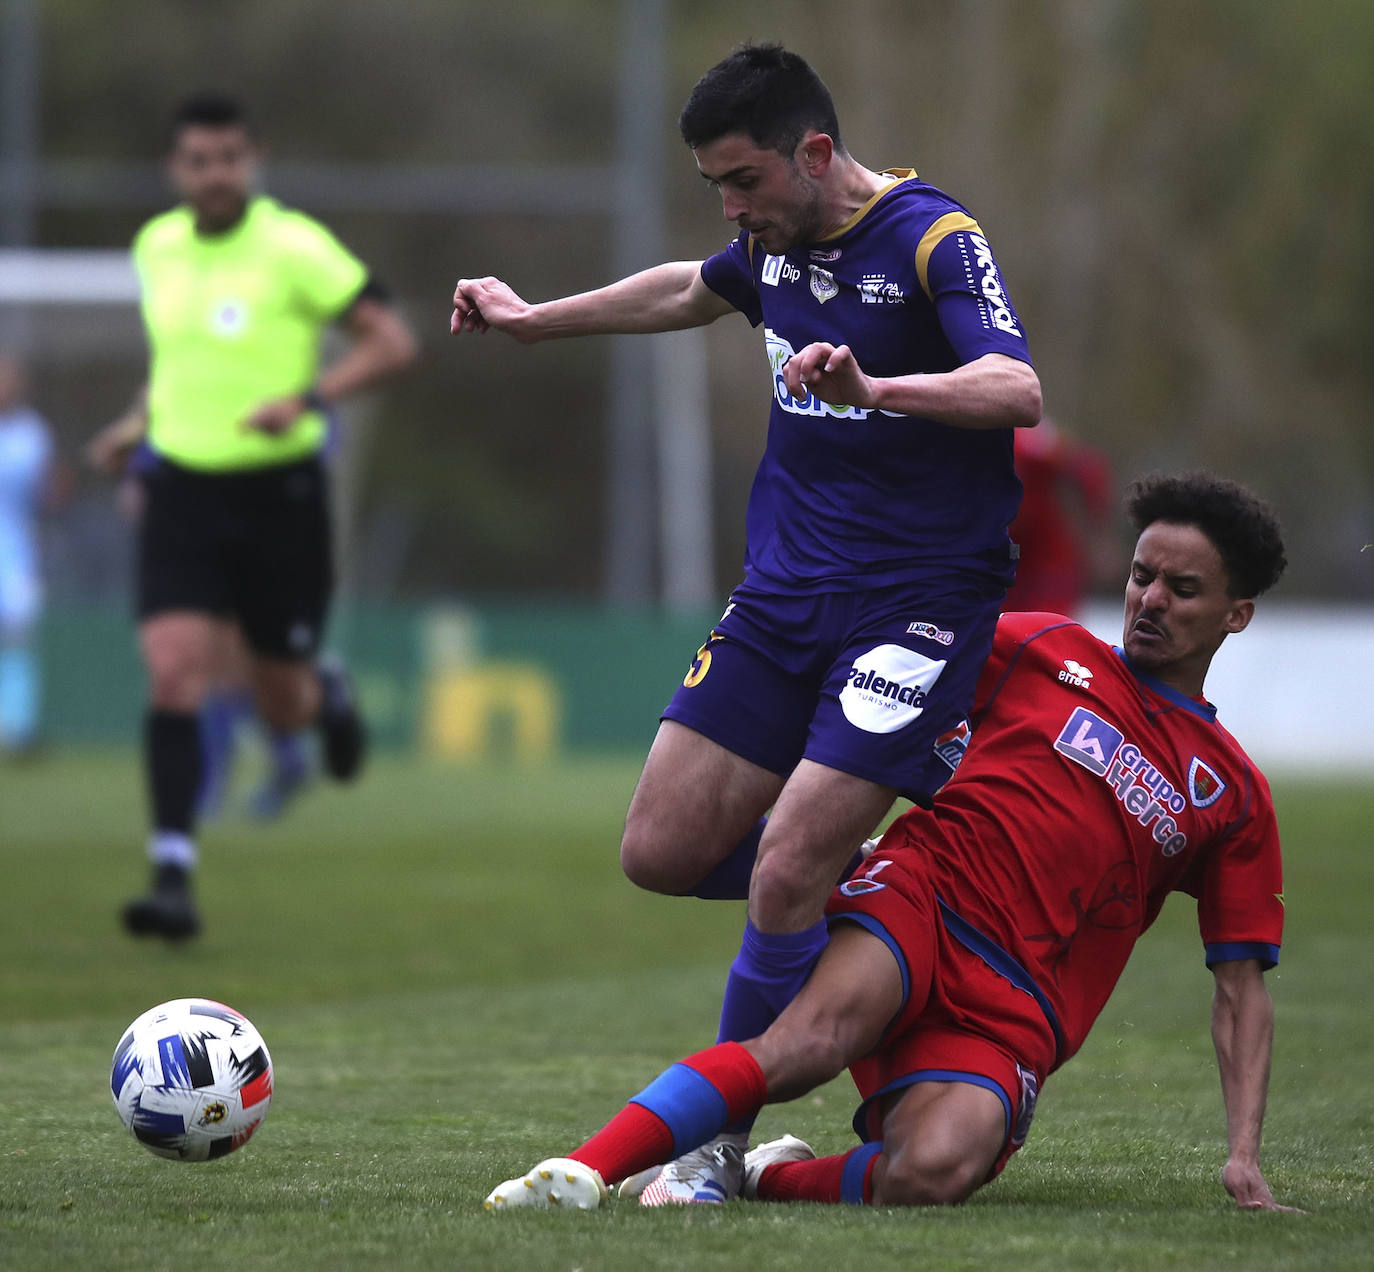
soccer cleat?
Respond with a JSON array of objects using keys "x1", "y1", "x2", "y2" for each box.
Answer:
[
  {"x1": 315, "y1": 654, "x2": 367, "y2": 782},
  {"x1": 484, "y1": 1158, "x2": 608, "y2": 1212},
  {"x1": 121, "y1": 864, "x2": 202, "y2": 941},
  {"x1": 634, "y1": 1135, "x2": 747, "y2": 1205},
  {"x1": 742, "y1": 1134, "x2": 816, "y2": 1200}
]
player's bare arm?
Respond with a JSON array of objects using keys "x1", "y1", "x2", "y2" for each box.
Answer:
[
  {"x1": 785, "y1": 345, "x2": 1041, "y2": 431},
  {"x1": 244, "y1": 297, "x2": 417, "y2": 435},
  {"x1": 1211, "y1": 958, "x2": 1304, "y2": 1213},
  {"x1": 86, "y1": 386, "x2": 149, "y2": 474},
  {"x1": 450, "y1": 262, "x2": 733, "y2": 343}
]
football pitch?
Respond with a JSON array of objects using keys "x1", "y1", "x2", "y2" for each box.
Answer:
[{"x1": 2, "y1": 751, "x2": 1371, "y2": 1271}]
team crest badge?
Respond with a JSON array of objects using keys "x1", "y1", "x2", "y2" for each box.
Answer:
[
  {"x1": 809, "y1": 265, "x2": 839, "y2": 304},
  {"x1": 1187, "y1": 756, "x2": 1227, "y2": 808}
]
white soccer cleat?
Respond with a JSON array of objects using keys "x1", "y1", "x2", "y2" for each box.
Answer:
[
  {"x1": 483, "y1": 1157, "x2": 608, "y2": 1212},
  {"x1": 742, "y1": 1134, "x2": 816, "y2": 1199},
  {"x1": 615, "y1": 1163, "x2": 663, "y2": 1200},
  {"x1": 635, "y1": 1134, "x2": 747, "y2": 1205}
]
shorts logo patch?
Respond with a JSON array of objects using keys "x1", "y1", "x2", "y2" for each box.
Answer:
[
  {"x1": 906, "y1": 620, "x2": 955, "y2": 647},
  {"x1": 1052, "y1": 707, "x2": 1124, "y2": 776},
  {"x1": 1011, "y1": 1064, "x2": 1039, "y2": 1147},
  {"x1": 934, "y1": 719, "x2": 971, "y2": 772},
  {"x1": 840, "y1": 644, "x2": 946, "y2": 735},
  {"x1": 838, "y1": 877, "x2": 887, "y2": 897},
  {"x1": 1187, "y1": 756, "x2": 1227, "y2": 808},
  {"x1": 287, "y1": 622, "x2": 314, "y2": 653}
]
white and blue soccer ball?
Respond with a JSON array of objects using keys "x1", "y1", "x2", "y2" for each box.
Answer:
[{"x1": 110, "y1": 998, "x2": 273, "y2": 1162}]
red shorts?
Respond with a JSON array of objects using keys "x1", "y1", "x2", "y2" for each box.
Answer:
[{"x1": 826, "y1": 845, "x2": 1059, "y2": 1181}]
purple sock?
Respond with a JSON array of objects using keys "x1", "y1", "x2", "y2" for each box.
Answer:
[
  {"x1": 715, "y1": 917, "x2": 829, "y2": 1133},
  {"x1": 688, "y1": 819, "x2": 766, "y2": 900}
]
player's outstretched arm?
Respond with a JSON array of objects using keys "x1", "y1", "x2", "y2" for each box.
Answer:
[
  {"x1": 86, "y1": 386, "x2": 149, "y2": 474},
  {"x1": 450, "y1": 261, "x2": 732, "y2": 343},
  {"x1": 1211, "y1": 958, "x2": 1305, "y2": 1213},
  {"x1": 783, "y1": 347, "x2": 1040, "y2": 431}
]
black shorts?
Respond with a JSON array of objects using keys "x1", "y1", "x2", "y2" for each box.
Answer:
[{"x1": 136, "y1": 455, "x2": 333, "y2": 660}]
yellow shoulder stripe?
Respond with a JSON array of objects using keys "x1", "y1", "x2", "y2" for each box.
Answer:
[{"x1": 915, "y1": 211, "x2": 983, "y2": 300}]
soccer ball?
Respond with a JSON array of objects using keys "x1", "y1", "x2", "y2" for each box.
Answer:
[{"x1": 110, "y1": 998, "x2": 273, "y2": 1161}]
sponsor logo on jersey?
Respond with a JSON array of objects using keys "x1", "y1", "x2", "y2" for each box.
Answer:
[
  {"x1": 1053, "y1": 707, "x2": 1190, "y2": 855},
  {"x1": 1187, "y1": 756, "x2": 1227, "y2": 808},
  {"x1": 211, "y1": 298, "x2": 248, "y2": 336},
  {"x1": 860, "y1": 273, "x2": 906, "y2": 305},
  {"x1": 1058, "y1": 659, "x2": 1094, "y2": 688},
  {"x1": 967, "y1": 234, "x2": 1021, "y2": 337},
  {"x1": 907, "y1": 620, "x2": 956, "y2": 646},
  {"x1": 764, "y1": 328, "x2": 883, "y2": 421},
  {"x1": 761, "y1": 254, "x2": 801, "y2": 287},
  {"x1": 809, "y1": 247, "x2": 842, "y2": 263},
  {"x1": 840, "y1": 643, "x2": 947, "y2": 734},
  {"x1": 809, "y1": 265, "x2": 839, "y2": 304},
  {"x1": 934, "y1": 719, "x2": 971, "y2": 772}
]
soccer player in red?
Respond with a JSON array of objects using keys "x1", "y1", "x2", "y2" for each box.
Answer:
[{"x1": 485, "y1": 472, "x2": 1298, "y2": 1214}]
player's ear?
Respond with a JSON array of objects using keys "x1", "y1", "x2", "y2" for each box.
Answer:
[
  {"x1": 1224, "y1": 598, "x2": 1254, "y2": 635},
  {"x1": 798, "y1": 132, "x2": 834, "y2": 176}
]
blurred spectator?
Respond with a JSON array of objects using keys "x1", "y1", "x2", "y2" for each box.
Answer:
[
  {"x1": 1004, "y1": 418, "x2": 1115, "y2": 617},
  {"x1": 0, "y1": 355, "x2": 57, "y2": 756}
]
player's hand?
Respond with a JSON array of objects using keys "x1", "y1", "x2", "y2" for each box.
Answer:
[
  {"x1": 1222, "y1": 1159, "x2": 1307, "y2": 1213},
  {"x1": 783, "y1": 342, "x2": 877, "y2": 410},
  {"x1": 450, "y1": 277, "x2": 536, "y2": 341},
  {"x1": 84, "y1": 416, "x2": 142, "y2": 475},
  {"x1": 242, "y1": 396, "x2": 307, "y2": 436}
]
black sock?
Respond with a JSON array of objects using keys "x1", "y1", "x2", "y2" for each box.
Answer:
[{"x1": 145, "y1": 709, "x2": 203, "y2": 836}]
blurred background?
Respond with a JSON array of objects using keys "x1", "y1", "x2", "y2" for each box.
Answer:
[{"x1": 2, "y1": 0, "x2": 1371, "y2": 772}]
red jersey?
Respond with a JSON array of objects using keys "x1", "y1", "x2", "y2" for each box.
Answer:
[{"x1": 892, "y1": 611, "x2": 1284, "y2": 1068}]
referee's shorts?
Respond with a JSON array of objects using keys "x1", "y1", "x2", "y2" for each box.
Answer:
[{"x1": 136, "y1": 454, "x2": 333, "y2": 660}]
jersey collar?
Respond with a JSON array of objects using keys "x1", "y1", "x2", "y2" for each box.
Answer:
[
  {"x1": 1113, "y1": 647, "x2": 1218, "y2": 721},
  {"x1": 817, "y1": 168, "x2": 919, "y2": 242}
]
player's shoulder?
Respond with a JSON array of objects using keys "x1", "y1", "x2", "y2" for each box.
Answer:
[
  {"x1": 875, "y1": 171, "x2": 980, "y2": 233},
  {"x1": 994, "y1": 609, "x2": 1088, "y2": 649},
  {"x1": 248, "y1": 197, "x2": 340, "y2": 246},
  {"x1": 132, "y1": 205, "x2": 193, "y2": 254}
]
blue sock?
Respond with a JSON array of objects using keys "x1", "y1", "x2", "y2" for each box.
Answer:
[
  {"x1": 689, "y1": 819, "x2": 766, "y2": 900},
  {"x1": 0, "y1": 644, "x2": 39, "y2": 747},
  {"x1": 198, "y1": 689, "x2": 251, "y2": 814},
  {"x1": 267, "y1": 729, "x2": 308, "y2": 780}
]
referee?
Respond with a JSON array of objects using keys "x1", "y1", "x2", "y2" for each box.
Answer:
[{"x1": 99, "y1": 93, "x2": 416, "y2": 939}]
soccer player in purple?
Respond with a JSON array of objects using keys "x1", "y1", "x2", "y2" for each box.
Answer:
[{"x1": 451, "y1": 43, "x2": 1042, "y2": 1202}]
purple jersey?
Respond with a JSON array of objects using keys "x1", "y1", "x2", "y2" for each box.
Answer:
[{"x1": 700, "y1": 169, "x2": 1033, "y2": 596}]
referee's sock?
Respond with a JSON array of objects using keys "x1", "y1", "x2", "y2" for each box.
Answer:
[{"x1": 146, "y1": 708, "x2": 202, "y2": 870}]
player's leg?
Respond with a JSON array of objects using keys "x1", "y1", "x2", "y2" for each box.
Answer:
[
  {"x1": 485, "y1": 923, "x2": 904, "y2": 1211},
  {"x1": 235, "y1": 457, "x2": 365, "y2": 782},
  {"x1": 0, "y1": 569, "x2": 42, "y2": 754},
  {"x1": 123, "y1": 610, "x2": 232, "y2": 938},
  {"x1": 619, "y1": 720, "x2": 786, "y2": 896}
]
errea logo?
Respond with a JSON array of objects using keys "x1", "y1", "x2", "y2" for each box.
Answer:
[{"x1": 1058, "y1": 659, "x2": 1094, "y2": 688}]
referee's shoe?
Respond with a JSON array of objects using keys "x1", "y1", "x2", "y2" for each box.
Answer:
[{"x1": 316, "y1": 654, "x2": 368, "y2": 781}]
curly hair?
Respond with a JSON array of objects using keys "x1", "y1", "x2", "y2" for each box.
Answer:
[
  {"x1": 1127, "y1": 472, "x2": 1287, "y2": 598},
  {"x1": 679, "y1": 44, "x2": 843, "y2": 156}
]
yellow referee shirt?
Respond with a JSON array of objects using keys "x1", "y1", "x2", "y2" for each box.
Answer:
[{"x1": 133, "y1": 196, "x2": 368, "y2": 471}]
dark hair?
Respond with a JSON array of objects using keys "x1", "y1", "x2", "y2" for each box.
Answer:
[
  {"x1": 1127, "y1": 471, "x2": 1287, "y2": 598},
  {"x1": 679, "y1": 43, "x2": 842, "y2": 156},
  {"x1": 168, "y1": 92, "x2": 252, "y2": 147}
]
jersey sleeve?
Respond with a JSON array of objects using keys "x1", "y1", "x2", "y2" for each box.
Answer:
[
  {"x1": 1191, "y1": 773, "x2": 1284, "y2": 970},
  {"x1": 280, "y1": 213, "x2": 370, "y2": 323},
  {"x1": 917, "y1": 217, "x2": 1032, "y2": 367},
  {"x1": 700, "y1": 232, "x2": 762, "y2": 326}
]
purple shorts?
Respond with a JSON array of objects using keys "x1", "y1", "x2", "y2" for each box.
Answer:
[{"x1": 662, "y1": 580, "x2": 1000, "y2": 803}]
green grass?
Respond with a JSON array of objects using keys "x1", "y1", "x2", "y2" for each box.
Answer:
[{"x1": 1, "y1": 751, "x2": 1371, "y2": 1270}]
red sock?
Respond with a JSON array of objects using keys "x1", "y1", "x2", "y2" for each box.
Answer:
[
  {"x1": 757, "y1": 1145, "x2": 880, "y2": 1204},
  {"x1": 569, "y1": 1043, "x2": 766, "y2": 1185}
]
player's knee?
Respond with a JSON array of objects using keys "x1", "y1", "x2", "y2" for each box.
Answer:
[
  {"x1": 749, "y1": 849, "x2": 824, "y2": 928},
  {"x1": 874, "y1": 1142, "x2": 984, "y2": 1207},
  {"x1": 144, "y1": 648, "x2": 207, "y2": 710},
  {"x1": 618, "y1": 817, "x2": 698, "y2": 895}
]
